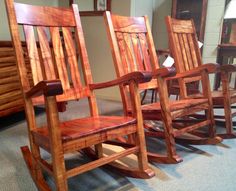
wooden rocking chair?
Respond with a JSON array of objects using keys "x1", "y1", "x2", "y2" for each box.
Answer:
[
  {"x1": 165, "y1": 16, "x2": 236, "y2": 139},
  {"x1": 104, "y1": 11, "x2": 222, "y2": 164},
  {"x1": 5, "y1": 1, "x2": 155, "y2": 190}
]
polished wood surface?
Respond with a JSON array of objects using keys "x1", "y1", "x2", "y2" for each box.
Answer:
[
  {"x1": 0, "y1": 41, "x2": 27, "y2": 117},
  {"x1": 5, "y1": 1, "x2": 154, "y2": 190},
  {"x1": 104, "y1": 11, "x2": 221, "y2": 164},
  {"x1": 166, "y1": 16, "x2": 236, "y2": 139}
]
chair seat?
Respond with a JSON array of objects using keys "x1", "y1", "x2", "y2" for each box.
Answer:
[
  {"x1": 141, "y1": 98, "x2": 208, "y2": 112},
  {"x1": 212, "y1": 90, "x2": 236, "y2": 105},
  {"x1": 32, "y1": 116, "x2": 136, "y2": 143}
]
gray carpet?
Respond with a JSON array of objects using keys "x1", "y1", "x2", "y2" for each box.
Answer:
[{"x1": 0, "y1": 99, "x2": 236, "y2": 191}]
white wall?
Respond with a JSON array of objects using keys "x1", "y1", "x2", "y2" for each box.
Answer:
[
  {"x1": 202, "y1": 0, "x2": 225, "y2": 88},
  {"x1": 152, "y1": 0, "x2": 172, "y2": 51},
  {"x1": 78, "y1": 0, "x2": 132, "y2": 101},
  {"x1": 202, "y1": 0, "x2": 225, "y2": 64},
  {"x1": 131, "y1": 0, "x2": 154, "y2": 25},
  {"x1": 0, "y1": 0, "x2": 58, "y2": 40}
]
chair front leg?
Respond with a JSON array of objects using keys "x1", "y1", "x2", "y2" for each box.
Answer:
[
  {"x1": 221, "y1": 71, "x2": 234, "y2": 134},
  {"x1": 24, "y1": 98, "x2": 46, "y2": 186},
  {"x1": 129, "y1": 81, "x2": 149, "y2": 170},
  {"x1": 201, "y1": 70, "x2": 215, "y2": 137},
  {"x1": 45, "y1": 96, "x2": 68, "y2": 191},
  {"x1": 156, "y1": 77, "x2": 179, "y2": 160}
]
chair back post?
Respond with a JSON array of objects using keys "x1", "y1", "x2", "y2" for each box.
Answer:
[
  {"x1": 104, "y1": 12, "x2": 163, "y2": 110},
  {"x1": 144, "y1": 16, "x2": 159, "y2": 70},
  {"x1": 5, "y1": 0, "x2": 30, "y2": 92},
  {"x1": 5, "y1": 0, "x2": 39, "y2": 144},
  {"x1": 72, "y1": 4, "x2": 98, "y2": 116},
  {"x1": 104, "y1": 11, "x2": 132, "y2": 114}
]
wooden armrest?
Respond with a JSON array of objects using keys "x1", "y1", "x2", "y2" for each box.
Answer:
[
  {"x1": 25, "y1": 80, "x2": 63, "y2": 98},
  {"x1": 89, "y1": 71, "x2": 152, "y2": 90},
  {"x1": 220, "y1": 64, "x2": 236, "y2": 73},
  {"x1": 201, "y1": 63, "x2": 220, "y2": 73},
  {"x1": 166, "y1": 63, "x2": 219, "y2": 80},
  {"x1": 152, "y1": 67, "x2": 176, "y2": 78}
]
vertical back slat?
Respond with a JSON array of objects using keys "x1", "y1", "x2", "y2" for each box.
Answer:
[
  {"x1": 116, "y1": 32, "x2": 130, "y2": 74},
  {"x1": 62, "y1": 27, "x2": 82, "y2": 88},
  {"x1": 173, "y1": 33, "x2": 184, "y2": 72},
  {"x1": 50, "y1": 27, "x2": 70, "y2": 90},
  {"x1": 138, "y1": 33, "x2": 151, "y2": 71},
  {"x1": 131, "y1": 33, "x2": 144, "y2": 71},
  {"x1": 123, "y1": 33, "x2": 137, "y2": 72},
  {"x1": 178, "y1": 34, "x2": 189, "y2": 71},
  {"x1": 193, "y1": 35, "x2": 203, "y2": 68},
  {"x1": 37, "y1": 26, "x2": 57, "y2": 80},
  {"x1": 23, "y1": 25, "x2": 43, "y2": 84},
  {"x1": 188, "y1": 34, "x2": 199, "y2": 68},
  {"x1": 182, "y1": 33, "x2": 193, "y2": 70}
]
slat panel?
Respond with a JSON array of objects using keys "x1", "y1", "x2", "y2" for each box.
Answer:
[
  {"x1": 50, "y1": 27, "x2": 70, "y2": 90},
  {"x1": 131, "y1": 33, "x2": 144, "y2": 71},
  {"x1": 62, "y1": 27, "x2": 82, "y2": 88},
  {"x1": 14, "y1": 3, "x2": 75, "y2": 26},
  {"x1": 187, "y1": 34, "x2": 199, "y2": 68},
  {"x1": 0, "y1": 90, "x2": 22, "y2": 105},
  {"x1": 123, "y1": 33, "x2": 136, "y2": 72},
  {"x1": 0, "y1": 99, "x2": 24, "y2": 111},
  {"x1": 23, "y1": 25, "x2": 43, "y2": 84},
  {"x1": 116, "y1": 32, "x2": 130, "y2": 74},
  {"x1": 37, "y1": 27, "x2": 57, "y2": 80},
  {"x1": 178, "y1": 34, "x2": 189, "y2": 71},
  {"x1": 0, "y1": 75, "x2": 19, "y2": 85},
  {"x1": 182, "y1": 33, "x2": 193, "y2": 70},
  {"x1": 138, "y1": 33, "x2": 151, "y2": 71}
]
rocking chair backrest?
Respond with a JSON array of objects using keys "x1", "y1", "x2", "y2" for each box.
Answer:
[
  {"x1": 165, "y1": 16, "x2": 203, "y2": 73},
  {"x1": 104, "y1": 12, "x2": 160, "y2": 111},
  {"x1": 6, "y1": 1, "x2": 97, "y2": 112}
]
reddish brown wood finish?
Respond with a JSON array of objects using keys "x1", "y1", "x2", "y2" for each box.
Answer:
[
  {"x1": 166, "y1": 16, "x2": 236, "y2": 139},
  {"x1": 5, "y1": 1, "x2": 154, "y2": 190},
  {"x1": 0, "y1": 41, "x2": 29, "y2": 117},
  {"x1": 104, "y1": 11, "x2": 221, "y2": 164}
]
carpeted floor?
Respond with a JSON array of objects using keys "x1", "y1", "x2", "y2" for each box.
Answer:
[{"x1": 0, "y1": 99, "x2": 236, "y2": 191}]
